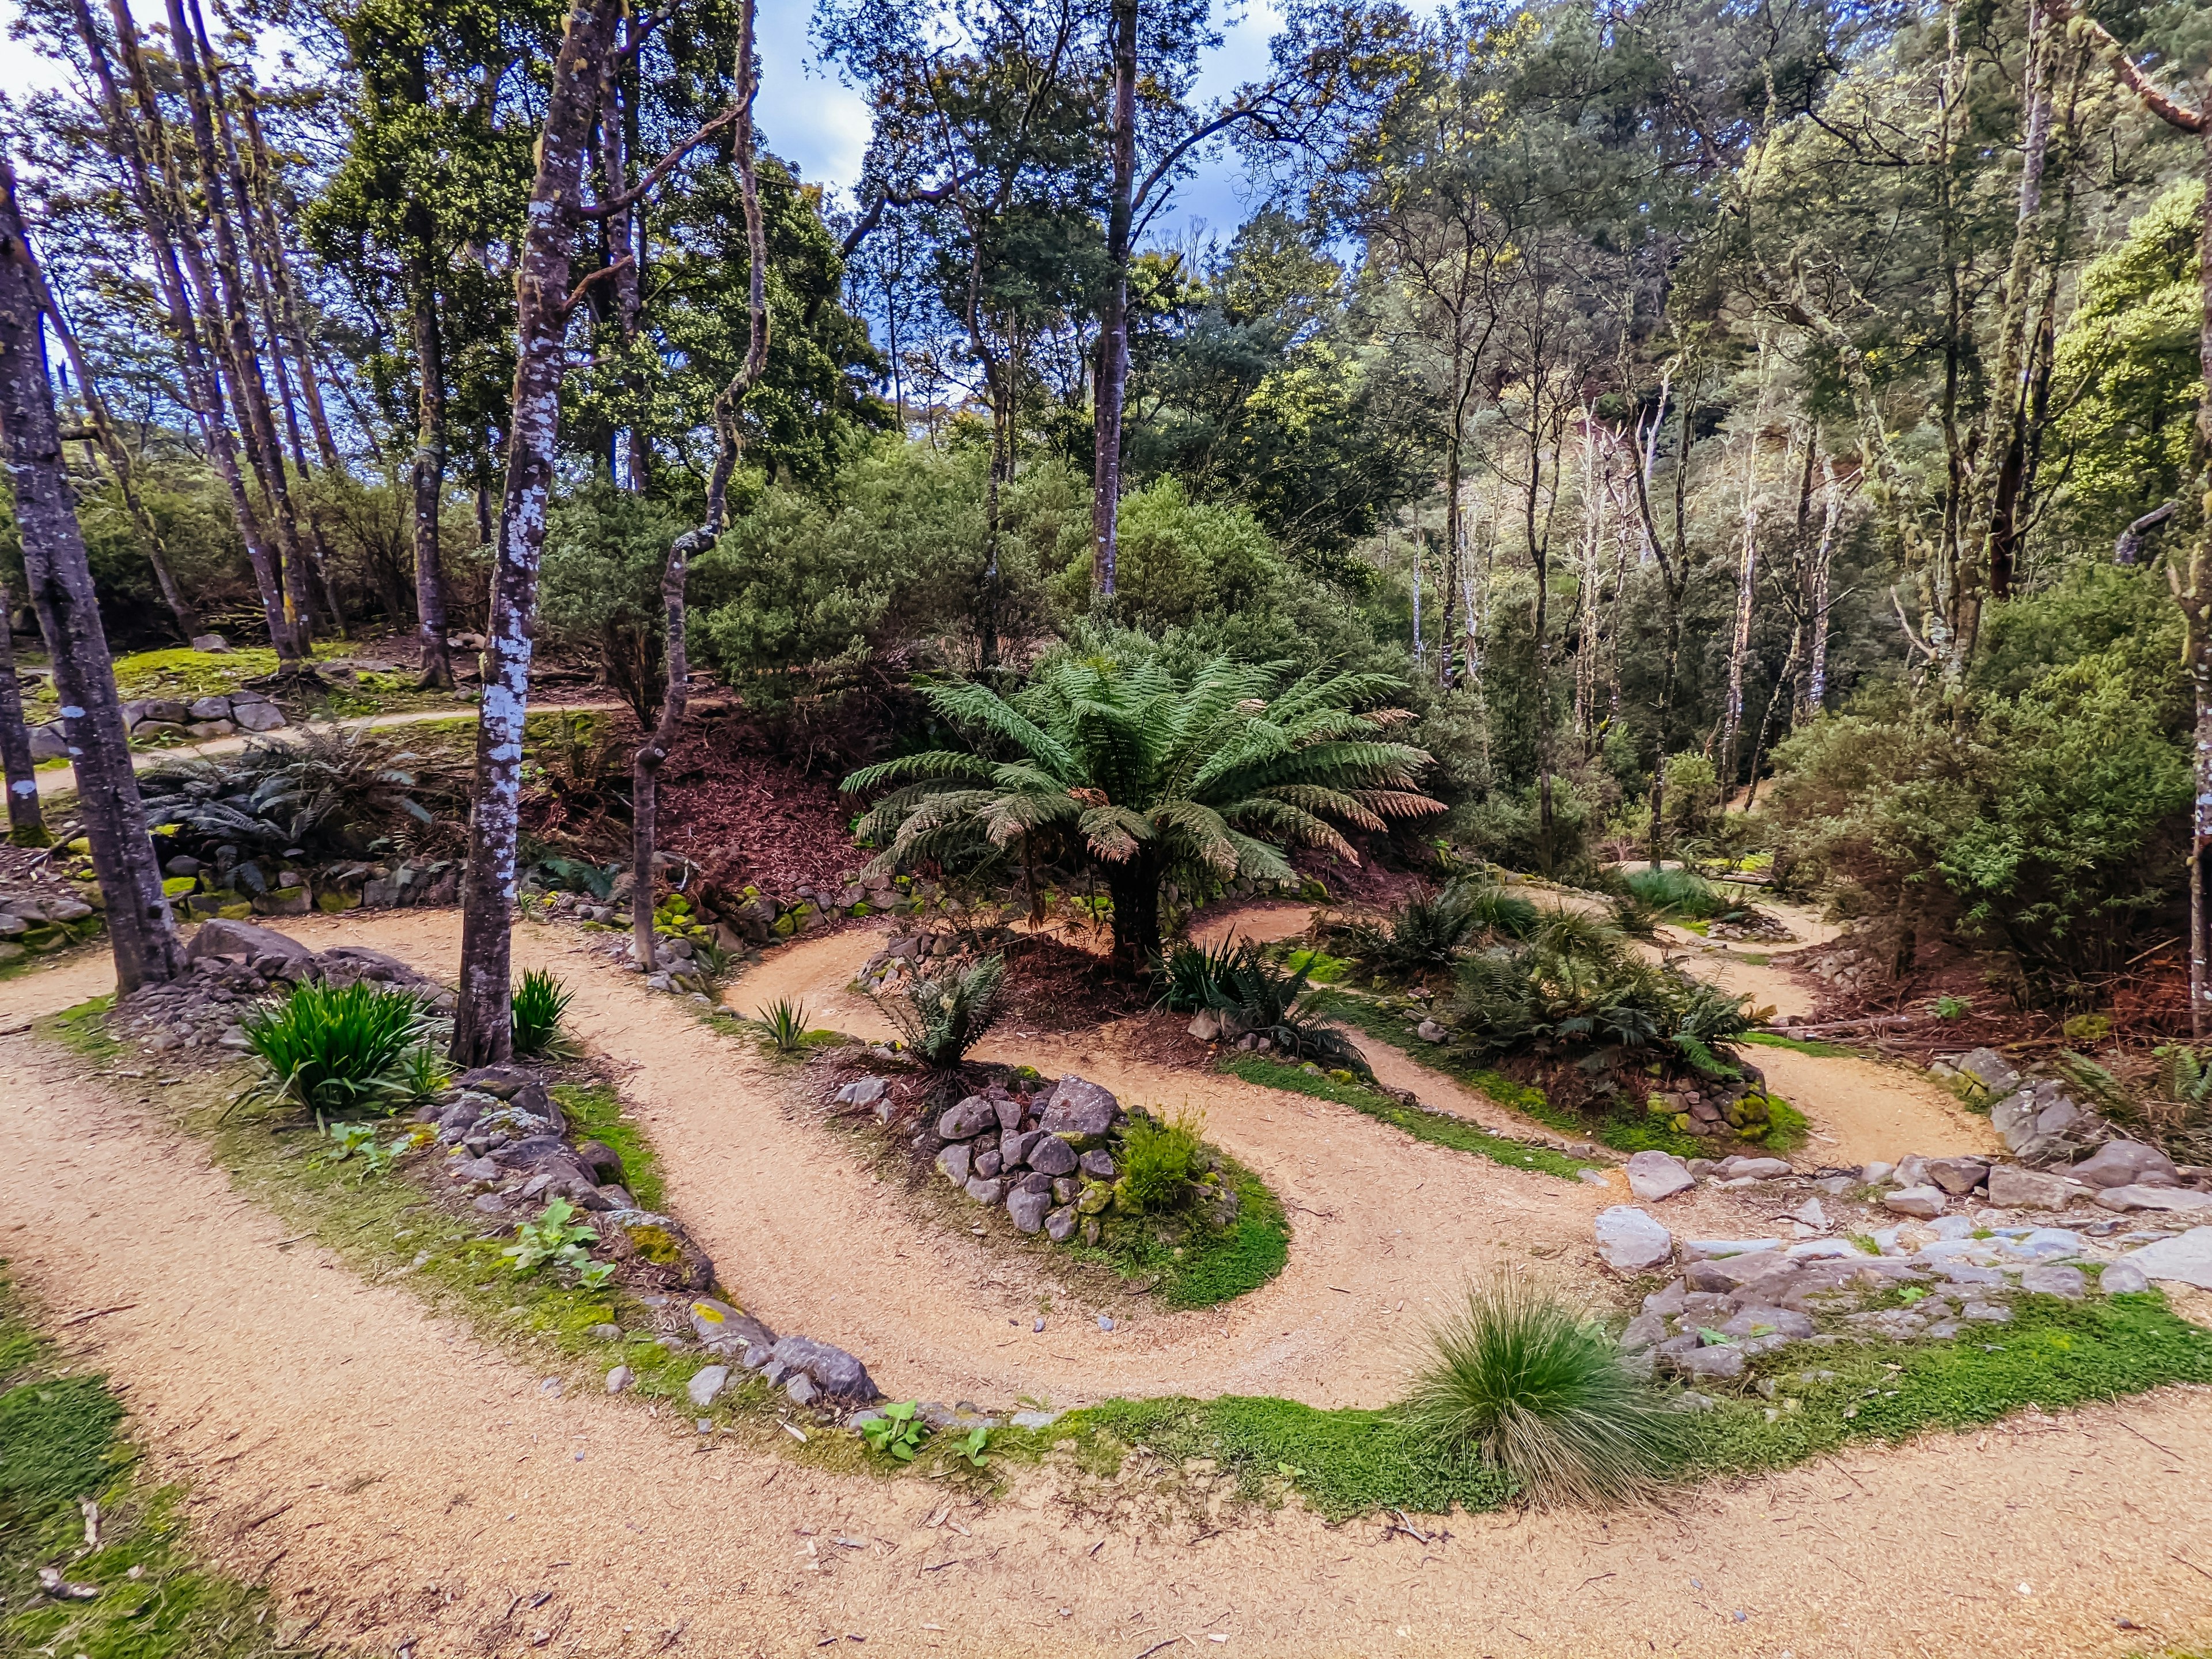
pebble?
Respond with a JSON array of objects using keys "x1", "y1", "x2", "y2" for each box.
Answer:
[{"x1": 1098, "y1": 1315, "x2": 1115, "y2": 1332}]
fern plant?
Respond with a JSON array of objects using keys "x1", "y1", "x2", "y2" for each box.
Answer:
[
  {"x1": 844, "y1": 641, "x2": 1442, "y2": 962},
  {"x1": 1200, "y1": 943, "x2": 1370, "y2": 1074},
  {"x1": 1335, "y1": 878, "x2": 1537, "y2": 979},
  {"x1": 872, "y1": 954, "x2": 1009, "y2": 1069}
]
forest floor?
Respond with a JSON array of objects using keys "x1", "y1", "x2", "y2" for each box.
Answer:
[{"x1": 2, "y1": 908, "x2": 2208, "y2": 1656}]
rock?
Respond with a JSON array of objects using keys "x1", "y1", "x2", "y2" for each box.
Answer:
[
  {"x1": 936, "y1": 1143, "x2": 972, "y2": 1188},
  {"x1": 606, "y1": 1365, "x2": 635, "y2": 1393},
  {"x1": 1617, "y1": 1310, "x2": 1668, "y2": 1352},
  {"x1": 687, "y1": 1366, "x2": 730, "y2": 1408},
  {"x1": 687, "y1": 1299, "x2": 777, "y2": 1361},
  {"x1": 1956, "y1": 1047, "x2": 2021, "y2": 1097},
  {"x1": 603, "y1": 1210, "x2": 717, "y2": 1291},
  {"x1": 1859, "y1": 1160, "x2": 1895, "y2": 1186},
  {"x1": 1078, "y1": 1150, "x2": 1116, "y2": 1181},
  {"x1": 938, "y1": 1095, "x2": 998, "y2": 1140},
  {"x1": 1625, "y1": 1150, "x2": 1695, "y2": 1202},
  {"x1": 2013, "y1": 1227, "x2": 2084, "y2": 1260},
  {"x1": 471, "y1": 1192, "x2": 509, "y2": 1214},
  {"x1": 1787, "y1": 1197, "x2": 1827, "y2": 1229},
  {"x1": 1044, "y1": 1204, "x2": 1078, "y2": 1243},
  {"x1": 2019, "y1": 1263, "x2": 2088, "y2": 1300},
  {"x1": 574, "y1": 1139, "x2": 626, "y2": 1184},
  {"x1": 1027, "y1": 1135, "x2": 1078, "y2": 1177},
  {"x1": 1007, "y1": 1187, "x2": 1051, "y2": 1233},
  {"x1": 965, "y1": 1176, "x2": 1006, "y2": 1205},
  {"x1": 1187, "y1": 1009, "x2": 1222, "y2": 1041},
  {"x1": 232, "y1": 700, "x2": 288, "y2": 732},
  {"x1": 767, "y1": 1335, "x2": 879, "y2": 1403},
  {"x1": 27, "y1": 724, "x2": 68, "y2": 762},
  {"x1": 187, "y1": 695, "x2": 232, "y2": 721},
  {"x1": 1986, "y1": 1165, "x2": 2087, "y2": 1211},
  {"x1": 973, "y1": 1149, "x2": 1003, "y2": 1180},
  {"x1": 1681, "y1": 1238, "x2": 1783, "y2": 1260},
  {"x1": 183, "y1": 916, "x2": 310, "y2": 965},
  {"x1": 994, "y1": 1094, "x2": 1025, "y2": 1134},
  {"x1": 1925, "y1": 1157, "x2": 1990, "y2": 1196},
  {"x1": 186, "y1": 719, "x2": 236, "y2": 739},
  {"x1": 2097, "y1": 1261, "x2": 2152, "y2": 1294},
  {"x1": 2069, "y1": 1141, "x2": 2181, "y2": 1190},
  {"x1": 1001, "y1": 1128, "x2": 1044, "y2": 1168},
  {"x1": 1594, "y1": 1206, "x2": 1673, "y2": 1272},
  {"x1": 2123, "y1": 1227, "x2": 2212, "y2": 1289},
  {"x1": 449, "y1": 1155, "x2": 501, "y2": 1186},
  {"x1": 1415, "y1": 1018, "x2": 1448, "y2": 1043},
  {"x1": 1927, "y1": 1214, "x2": 1976, "y2": 1240},
  {"x1": 142, "y1": 698, "x2": 191, "y2": 726},
  {"x1": 1039, "y1": 1075, "x2": 1118, "y2": 1141},
  {"x1": 1683, "y1": 1250, "x2": 1790, "y2": 1293},
  {"x1": 190, "y1": 632, "x2": 229, "y2": 652},
  {"x1": 1664, "y1": 1344, "x2": 1746, "y2": 1381},
  {"x1": 2095, "y1": 1184, "x2": 2212, "y2": 1214},
  {"x1": 835, "y1": 1076, "x2": 888, "y2": 1108},
  {"x1": 1884, "y1": 1185, "x2": 1948, "y2": 1218},
  {"x1": 1719, "y1": 1156, "x2": 1793, "y2": 1180},
  {"x1": 1720, "y1": 1305, "x2": 1815, "y2": 1340},
  {"x1": 1076, "y1": 1181, "x2": 1113, "y2": 1215},
  {"x1": 1962, "y1": 1301, "x2": 2013, "y2": 1323}
]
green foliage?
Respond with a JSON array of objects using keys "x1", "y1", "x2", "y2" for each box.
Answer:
[
  {"x1": 501, "y1": 1196, "x2": 608, "y2": 1287},
  {"x1": 1056, "y1": 476, "x2": 1286, "y2": 630},
  {"x1": 552, "y1": 1083, "x2": 665, "y2": 1210},
  {"x1": 1156, "y1": 933, "x2": 1250, "y2": 1013},
  {"x1": 539, "y1": 481, "x2": 698, "y2": 724},
  {"x1": 1119, "y1": 1109, "x2": 1206, "y2": 1213},
  {"x1": 755, "y1": 997, "x2": 811, "y2": 1054},
  {"x1": 1217, "y1": 1050, "x2": 1594, "y2": 1178},
  {"x1": 952, "y1": 1426, "x2": 991, "y2": 1468},
  {"x1": 1620, "y1": 866, "x2": 1724, "y2": 919},
  {"x1": 1933, "y1": 994, "x2": 1972, "y2": 1021},
  {"x1": 243, "y1": 980, "x2": 431, "y2": 1115},
  {"x1": 511, "y1": 968, "x2": 577, "y2": 1059},
  {"x1": 844, "y1": 637, "x2": 1441, "y2": 958},
  {"x1": 1334, "y1": 877, "x2": 1537, "y2": 979},
  {"x1": 1192, "y1": 942, "x2": 1372, "y2": 1073},
  {"x1": 860, "y1": 1401, "x2": 929, "y2": 1461},
  {"x1": 873, "y1": 954, "x2": 1008, "y2": 1069},
  {"x1": 1409, "y1": 1278, "x2": 1679, "y2": 1506}
]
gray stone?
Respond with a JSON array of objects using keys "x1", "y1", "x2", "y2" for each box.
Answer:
[
  {"x1": 835, "y1": 1076, "x2": 888, "y2": 1107},
  {"x1": 686, "y1": 1365, "x2": 730, "y2": 1408},
  {"x1": 575, "y1": 1139, "x2": 625, "y2": 1184},
  {"x1": 937, "y1": 1095, "x2": 998, "y2": 1140},
  {"x1": 187, "y1": 695, "x2": 232, "y2": 721},
  {"x1": 965, "y1": 1176, "x2": 1006, "y2": 1205},
  {"x1": 1664, "y1": 1344, "x2": 1746, "y2": 1381},
  {"x1": 1053, "y1": 1177, "x2": 1078, "y2": 1206},
  {"x1": 1027, "y1": 1134, "x2": 1078, "y2": 1177},
  {"x1": 1009, "y1": 1410, "x2": 1060, "y2": 1430},
  {"x1": 1720, "y1": 1305, "x2": 1814, "y2": 1340},
  {"x1": 785, "y1": 1373, "x2": 817, "y2": 1407},
  {"x1": 1884, "y1": 1185, "x2": 1948, "y2": 1218},
  {"x1": 1720, "y1": 1156, "x2": 1793, "y2": 1180},
  {"x1": 936, "y1": 1142, "x2": 972, "y2": 1188},
  {"x1": 1787, "y1": 1197, "x2": 1827, "y2": 1229},
  {"x1": 449, "y1": 1156, "x2": 501, "y2": 1186},
  {"x1": 1927, "y1": 1214, "x2": 1976, "y2": 1240},
  {"x1": 2015, "y1": 1227, "x2": 2084, "y2": 1260},
  {"x1": 190, "y1": 632, "x2": 230, "y2": 652},
  {"x1": 766, "y1": 1335, "x2": 880, "y2": 1402},
  {"x1": 1007, "y1": 1187, "x2": 1051, "y2": 1233},
  {"x1": 606, "y1": 1365, "x2": 635, "y2": 1393},
  {"x1": 1626, "y1": 1150, "x2": 1695, "y2": 1203},
  {"x1": 1956, "y1": 1047, "x2": 2021, "y2": 1097},
  {"x1": 1961, "y1": 1301, "x2": 2013, "y2": 1323},
  {"x1": 2094, "y1": 1184, "x2": 2212, "y2": 1214},
  {"x1": 2019, "y1": 1264, "x2": 2088, "y2": 1300},
  {"x1": 1987, "y1": 1165, "x2": 2086, "y2": 1211},
  {"x1": 1187, "y1": 1009, "x2": 1222, "y2": 1041},
  {"x1": 1044, "y1": 1204, "x2": 1078, "y2": 1243},
  {"x1": 232, "y1": 700, "x2": 287, "y2": 732},
  {"x1": 1682, "y1": 1237, "x2": 1784, "y2": 1260},
  {"x1": 1415, "y1": 1018, "x2": 1448, "y2": 1043},
  {"x1": 1925, "y1": 1157, "x2": 1991, "y2": 1196},
  {"x1": 2035, "y1": 1099, "x2": 2084, "y2": 1138},
  {"x1": 1001, "y1": 1128, "x2": 1044, "y2": 1168},
  {"x1": 1594, "y1": 1205, "x2": 1674, "y2": 1272},
  {"x1": 1618, "y1": 1310, "x2": 1668, "y2": 1352},
  {"x1": 589, "y1": 1323, "x2": 622, "y2": 1342},
  {"x1": 1078, "y1": 1150, "x2": 1116, "y2": 1181},
  {"x1": 183, "y1": 916, "x2": 310, "y2": 965},
  {"x1": 27, "y1": 723, "x2": 67, "y2": 762},
  {"x1": 470, "y1": 1192, "x2": 509, "y2": 1214},
  {"x1": 1039, "y1": 1075, "x2": 1118, "y2": 1141},
  {"x1": 1859, "y1": 1160, "x2": 1895, "y2": 1185},
  {"x1": 687, "y1": 1298, "x2": 776, "y2": 1358},
  {"x1": 2097, "y1": 1261, "x2": 2152, "y2": 1294},
  {"x1": 973, "y1": 1149, "x2": 1003, "y2": 1180},
  {"x1": 2069, "y1": 1141, "x2": 2180, "y2": 1190},
  {"x1": 994, "y1": 1094, "x2": 1025, "y2": 1134},
  {"x1": 2123, "y1": 1227, "x2": 2212, "y2": 1288}
]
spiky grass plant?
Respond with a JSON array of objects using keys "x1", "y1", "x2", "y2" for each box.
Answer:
[
  {"x1": 243, "y1": 980, "x2": 430, "y2": 1115},
  {"x1": 1620, "y1": 866, "x2": 1724, "y2": 919},
  {"x1": 511, "y1": 969, "x2": 577, "y2": 1059},
  {"x1": 755, "y1": 997, "x2": 810, "y2": 1054},
  {"x1": 1156, "y1": 934, "x2": 1250, "y2": 1013},
  {"x1": 873, "y1": 954, "x2": 1009, "y2": 1069},
  {"x1": 1338, "y1": 878, "x2": 1540, "y2": 979},
  {"x1": 1202, "y1": 942, "x2": 1370, "y2": 1075},
  {"x1": 1409, "y1": 1277, "x2": 1678, "y2": 1508}
]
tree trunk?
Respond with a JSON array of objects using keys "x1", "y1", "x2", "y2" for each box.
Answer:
[
  {"x1": 409, "y1": 247, "x2": 454, "y2": 689},
  {"x1": 1089, "y1": 0, "x2": 1138, "y2": 605},
  {"x1": 450, "y1": 0, "x2": 623, "y2": 1067},
  {"x1": 0, "y1": 577, "x2": 48, "y2": 846},
  {"x1": 632, "y1": 0, "x2": 766, "y2": 975},
  {"x1": 1105, "y1": 856, "x2": 1162, "y2": 967},
  {"x1": 0, "y1": 158, "x2": 181, "y2": 987}
]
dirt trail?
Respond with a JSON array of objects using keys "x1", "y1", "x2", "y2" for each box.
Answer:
[{"x1": 5, "y1": 954, "x2": 2211, "y2": 1658}]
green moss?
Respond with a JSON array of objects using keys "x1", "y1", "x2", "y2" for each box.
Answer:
[
  {"x1": 1218, "y1": 1053, "x2": 1594, "y2": 1179},
  {"x1": 1740, "y1": 1031, "x2": 1860, "y2": 1059},
  {"x1": 552, "y1": 1084, "x2": 666, "y2": 1210},
  {"x1": 0, "y1": 1267, "x2": 302, "y2": 1658},
  {"x1": 44, "y1": 995, "x2": 121, "y2": 1062},
  {"x1": 1059, "y1": 1151, "x2": 1290, "y2": 1309}
]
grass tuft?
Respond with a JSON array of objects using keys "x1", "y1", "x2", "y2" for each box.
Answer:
[
  {"x1": 243, "y1": 980, "x2": 430, "y2": 1115},
  {"x1": 511, "y1": 968, "x2": 577, "y2": 1059}
]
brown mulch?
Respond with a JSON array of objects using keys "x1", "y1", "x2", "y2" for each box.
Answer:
[
  {"x1": 655, "y1": 709, "x2": 862, "y2": 895},
  {"x1": 998, "y1": 934, "x2": 1158, "y2": 1035}
]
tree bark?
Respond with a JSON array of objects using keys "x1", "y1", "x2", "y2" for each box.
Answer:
[
  {"x1": 1105, "y1": 854, "x2": 1162, "y2": 966},
  {"x1": 0, "y1": 157, "x2": 181, "y2": 986},
  {"x1": 1629, "y1": 382, "x2": 1693, "y2": 868},
  {"x1": 450, "y1": 0, "x2": 624, "y2": 1066},
  {"x1": 0, "y1": 577, "x2": 48, "y2": 845},
  {"x1": 409, "y1": 241, "x2": 455, "y2": 689},
  {"x1": 1089, "y1": 0, "x2": 1138, "y2": 604},
  {"x1": 632, "y1": 0, "x2": 767, "y2": 975}
]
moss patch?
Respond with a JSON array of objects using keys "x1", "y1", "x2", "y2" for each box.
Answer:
[
  {"x1": 551, "y1": 1084, "x2": 665, "y2": 1211},
  {"x1": 1741, "y1": 1031, "x2": 1860, "y2": 1060},
  {"x1": 1073, "y1": 1152, "x2": 1290, "y2": 1310},
  {"x1": 0, "y1": 1267, "x2": 307, "y2": 1658},
  {"x1": 1217, "y1": 1053, "x2": 1595, "y2": 1179}
]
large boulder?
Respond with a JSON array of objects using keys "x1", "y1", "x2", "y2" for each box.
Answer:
[
  {"x1": 1625, "y1": 1150, "x2": 1695, "y2": 1203},
  {"x1": 1923, "y1": 1157, "x2": 1990, "y2": 1196},
  {"x1": 2094, "y1": 1185, "x2": 2212, "y2": 1214},
  {"x1": 1039, "y1": 1075, "x2": 1118, "y2": 1141},
  {"x1": 2067, "y1": 1141, "x2": 2180, "y2": 1190},
  {"x1": 184, "y1": 917, "x2": 311, "y2": 965},
  {"x1": 1593, "y1": 1206, "x2": 1673, "y2": 1272},
  {"x1": 232, "y1": 700, "x2": 289, "y2": 733}
]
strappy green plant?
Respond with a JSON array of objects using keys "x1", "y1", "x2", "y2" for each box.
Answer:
[{"x1": 843, "y1": 647, "x2": 1442, "y2": 961}]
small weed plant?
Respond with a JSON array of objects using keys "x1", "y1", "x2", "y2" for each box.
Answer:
[
  {"x1": 502, "y1": 1197, "x2": 611, "y2": 1287},
  {"x1": 1933, "y1": 994, "x2": 1972, "y2": 1021},
  {"x1": 756, "y1": 998, "x2": 810, "y2": 1054},
  {"x1": 860, "y1": 1402, "x2": 929, "y2": 1461},
  {"x1": 512, "y1": 968, "x2": 577, "y2": 1059},
  {"x1": 243, "y1": 980, "x2": 430, "y2": 1115},
  {"x1": 1408, "y1": 1277, "x2": 1677, "y2": 1507},
  {"x1": 953, "y1": 1425, "x2": 991, "y2": 1468},
  {"x1": 1120, "y1": 1109, "x2": 1206, "y2": 1213}
]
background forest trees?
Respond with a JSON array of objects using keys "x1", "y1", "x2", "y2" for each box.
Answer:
[{"x1": 1, "y1": 0, "x2": 2208, "y2": 1014}]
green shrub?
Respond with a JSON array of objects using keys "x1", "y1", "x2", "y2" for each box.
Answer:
[
  {"x1": 243, "y1": 980, "x2": 430, "y2": 1115},
  {"x1": 1620, "y1": 866, "x2": 1723, "y2": 919},
  {"x1": 511, "y1": 969, "x2": 576, "y2": 1059},
  {"x1": 1157, "y1": 934, "x2": 1250, "y2": 1013},
  {"x1": 1408, "y1": 1277, "x2": 1677, "y2": 1507},
  {"x1": 874, "y1": 954, "x2": 1008, "y2": 1069},
  {"x1": 1335, "y1": 878, "x2": 1538, "y2": 979},
  {"x1": 1198, "y1": 942, "x2": 1371, "y2": 1074},
  {"x1": 1120, "y1": 1109, "x2": 1206, "y2": 1213}
]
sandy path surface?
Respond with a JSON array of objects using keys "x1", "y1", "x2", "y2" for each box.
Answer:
[{"x1": 5, "y1": 966, "x2": 2212, "y2": 1658}]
